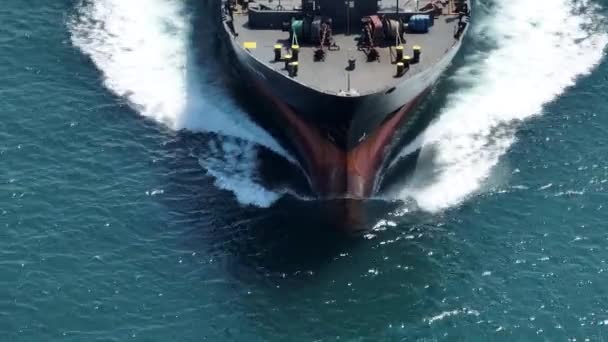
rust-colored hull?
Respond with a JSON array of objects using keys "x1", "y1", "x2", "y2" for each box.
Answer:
[{"x1": 254, "y1": 78, "x2": 427, "y2": 198}]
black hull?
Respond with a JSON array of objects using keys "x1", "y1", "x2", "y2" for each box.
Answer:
[{"x1": 220, "y1": 21, "x2": 464, "y2": 199}]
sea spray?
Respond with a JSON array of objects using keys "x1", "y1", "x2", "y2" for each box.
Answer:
[
  {"x1": 69, "y1": 0, "x2": 294, "y2": 207},
  {"x1": 387, "y1": 0, "x2": 608, "y2": 212}
]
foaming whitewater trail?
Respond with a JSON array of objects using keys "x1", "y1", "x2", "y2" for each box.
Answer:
[
  {"x1": 387, "y1": 0, "x2": 608, "y2": 213},
  {"x1": 69, "y1": 0, "x2": 295, "y2": 207}
]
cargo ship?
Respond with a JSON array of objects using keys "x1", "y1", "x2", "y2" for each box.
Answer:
[{"x1": 220, "y1": 0, "x2": 470, "y2": 199}]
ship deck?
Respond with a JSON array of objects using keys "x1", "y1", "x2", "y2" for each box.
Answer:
[
  {"x1": 230, "y1": 1, "x2": 464, "y2": 95},
  {"x1": 249, "y1": 0, "x2": 439, "y2": 13}
]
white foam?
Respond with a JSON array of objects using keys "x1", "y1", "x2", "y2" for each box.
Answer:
[
  {"x1": 201, "y1": 137, "x2": 286, "y2": 207},
  {"x1": 70, "y1": 0, "x2": 190, "y2": 127},
  {"x1": 425, "y1": 308, "x2": 480, "y2": 325},
  {"x1": 388, "y1": 0, "x2": 607, "y2": 212},
  {"x1": 69, "y1": 0, "x2": 295, "y2": 207}
]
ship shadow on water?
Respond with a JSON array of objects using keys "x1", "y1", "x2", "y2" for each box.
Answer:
[
  {"x1": 159, "y1": 130, "x2": 405, "y2": 273},
  {"x1": 157, "y1": 141, "x2": 448, "y2": 333},
  {"x1": 157, "y1": 134, "x2": 441, "y2": 282},
  {"x1": 156, "y1": 126, "x2": 437, "y2": 289},
  {"x1": 153, "y1": 132, "x2": 457, "y2": 337}
]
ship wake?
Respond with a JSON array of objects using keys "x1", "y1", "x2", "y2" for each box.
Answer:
[
  {"x1": 385, "y1": 0, "x2": 608, "y2": 212},
  {"x1": 69, "y1": 0, "x2": 297, "y2": 207}
]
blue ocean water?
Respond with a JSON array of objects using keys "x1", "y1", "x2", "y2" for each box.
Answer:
[{"x1": 2, "y1": 0, "x2": 608, "y2": 340}]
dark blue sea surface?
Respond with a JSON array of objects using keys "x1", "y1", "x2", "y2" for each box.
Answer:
[{"x1": 2, "y1": 0, "x2": 608, "y2": 341}]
